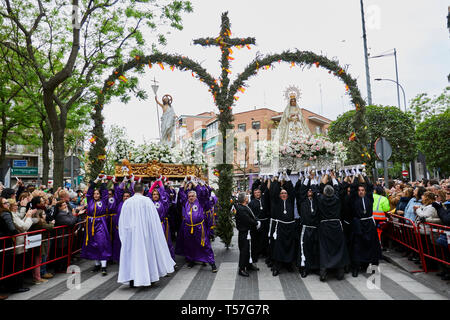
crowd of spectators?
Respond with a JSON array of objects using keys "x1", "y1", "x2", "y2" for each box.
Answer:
[
  {"x1": 379, "y1": 177, "x2": 450, "y2": 281},
  {"x1": 0, "y1": 179, "x2": 87, "y2": 299}
]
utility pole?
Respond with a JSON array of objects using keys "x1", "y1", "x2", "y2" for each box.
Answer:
[
  {"x1": 360, "y1": 0, "x2": 373, "y2": 105},
  {"x1": 394, "y1": 48, "x2": 401, "y2": 109}
]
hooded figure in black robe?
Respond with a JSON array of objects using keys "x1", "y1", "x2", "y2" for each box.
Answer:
[
  {"x1": 316, "y1": 173, "x2": 350, "y2": 282},
  {"x1": 295, "y1": 173, "x2": 320, "y2": 277},
  {"x1": 339, "y1": 177, "x2": 354, "y2": 270},
  {"x1": 349, "y1": 174, "x2": 382, "y2": 277},
  {"x1": 267, "y1": 173, "x2": 298, "y2": 276},
  {"x1": 248, "y1": 179, "x2": 270, "y2": 262}
]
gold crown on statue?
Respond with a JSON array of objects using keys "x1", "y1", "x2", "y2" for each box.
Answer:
[{"x1": 284, "y1": 85, "x2": 301, "y2": 102}]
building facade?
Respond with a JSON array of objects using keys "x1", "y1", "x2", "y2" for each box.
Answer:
[{"x1": 183, "y1": 107, "x2": 332, "y2": 189}]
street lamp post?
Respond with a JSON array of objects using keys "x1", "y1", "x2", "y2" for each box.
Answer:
[
  {"x1": 375, "y1": 78, "x2": 410, "y2": 178},
  {"x1": 369, "y1": 48, "x2": 403, "y2": 109},
  {"x1": 151, "y1": 77, "x2": 161, "y2": 141},
  {"x1": 360, "y1": 0, "x2": 373, "y2": 105},
  {"x1": 374, "y1": 78, "x2": 407, "y2": 112}
]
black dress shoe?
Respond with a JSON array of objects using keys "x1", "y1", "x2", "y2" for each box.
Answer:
[
  {"x1": 238, "y1": 269, "x2": 249, "y2": 277},
  {"x1": 352, "y1": 269, "x2": 359, "y2": 278},
  {"x1": 210, "y1": 263, "x2": 218, "y2": 273},
  {"x1": 91, "y1": 265, "x2": 101, "y2": 272},
  {"x1": 187, "y1": 261, "x2": 195, "y2": 268},
  {"x1": 129, "y1": 280, "x2": 135, "y2": 288},
  {"x1": 101, "y1": 267, "x2": 107, "y2": 276},
  {"x1": 300, "y1": 268, "x2": 308, "y2": 278},
  {"x1": 11, "y1": 287, "x2": 30, "y2": 293},
  {"x1": 247, "y1": 264, "x2": 259, "y2": 271},
  {"x1": 272, "y1": 269, "x2": 280, "y2": 277},
  {"x1": 336, "y1": 268, "x2": 345, "y2": 280},
  {"x1": 320, "y1": 269, "x2": 327, "y2": 282}
]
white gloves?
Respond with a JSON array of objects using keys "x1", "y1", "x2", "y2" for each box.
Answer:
[{"x1": 256, "y1": 221, "x2": 261, "y2": 230}]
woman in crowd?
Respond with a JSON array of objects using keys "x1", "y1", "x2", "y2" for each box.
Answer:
[
  {"x1": 415, "y1": 192, "x2": 441, "y2": 225},
  {"x1": 396, "y1": 188, "x2": 414, "y2": 216},
  {"x1": 28, "y1": 198, "x2": 55, "y2": 284},
  {"x1": 404, "y1": 186, "x2": 426, "y2": 223},
  {"x1": 0, "y1": 197, "x2": 29, "y2": 294}
]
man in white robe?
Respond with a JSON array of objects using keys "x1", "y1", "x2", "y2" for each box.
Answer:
[{"x1": 118, "y1": 183, "x2": 176, "y2": 287}]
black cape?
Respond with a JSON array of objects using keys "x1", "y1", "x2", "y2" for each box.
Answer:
[
  {"x1": 248, "y1": 187, "x2": 270, "y2": 260},
  {"x1": 295, "y1": 178, "x2": 320, "y2": 270},
  {"x1": 316, "y1": 182, "x2": 350, "y2": 269},
  {"x1": 349, "y1": 177, "x2": 382, "y2": 265},
  {"x1": 268, "y1": 180, "x2": 298, "y2": 264}
]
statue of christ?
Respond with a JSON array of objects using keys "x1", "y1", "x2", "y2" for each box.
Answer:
[{"x1": 155, "y1": 94, "x2": 177, "y2": 147}]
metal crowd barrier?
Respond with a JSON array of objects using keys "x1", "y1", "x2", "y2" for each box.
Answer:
[
  {"x1": 0, "y1": 220, "x2": 86, "y2": 281},
  {"x1": 384, "y1": 212, "x2": 450, "y2": 273},
  {"x1": 416, "y1": 221, "x2": 450, "y2": 271}
]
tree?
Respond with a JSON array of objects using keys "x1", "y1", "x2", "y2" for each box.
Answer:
[
  {"x1": 0, "y1": 0, "x2": 193, "y2": 188},
  {"x1": 103, "y1": 124, "x2": 129, "y2": 175},
  {"x1": 0, "y1": 43, "x2": 42, "y2": 181},
  {"x1": 415, "y1": 108, "x2": 450, "y2": 176},
  {"x1": 328, "y1": 105, "x2": 417, "y2": 175},
  {"x1": 410, "y1": 86, "x2": 450, "y2": 124}
]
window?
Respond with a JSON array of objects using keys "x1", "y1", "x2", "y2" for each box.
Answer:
[
  {"x1": 238, "y1": 123, "x2": 246, "y2": 132},
  {"x1": 252, "y1": 121, "x2": 260, "y2": 130},
  {"x1": 316, "y1": 126, "x2": 322, "y2": 134}
]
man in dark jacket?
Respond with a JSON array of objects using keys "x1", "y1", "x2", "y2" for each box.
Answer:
[
  {"x1": 235, "y1": 192, "x2": 260, "y2": 277},
  {"x1": 248, "y1": 181, "x2": 270, "y2": 262}
]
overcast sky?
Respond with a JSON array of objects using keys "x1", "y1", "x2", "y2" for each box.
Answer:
[{"x1": 103, "y1": 0, "x2": 450, "y2": 144}]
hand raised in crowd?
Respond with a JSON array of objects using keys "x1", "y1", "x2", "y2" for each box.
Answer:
[
  {"x1": 321, "y1": 174, "x2": 329, "y2": 185},
  {"x1": 25, "y1": 209, "x2": 35, "y2": 219},
  {"x1": 358, "y1": 174, "x2": 365, "y2": 183},
  {"x1": 330, "y1": 170, "x2": 336, "y2": 179}
]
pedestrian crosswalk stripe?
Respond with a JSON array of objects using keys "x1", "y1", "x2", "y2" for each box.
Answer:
[
  {"x1": 345, "y1": 271, "x2": 393, "y2": 300},
  {"x1": 207, "y1": 262, "x2": 238, "y2": 300},
  {"x1": 53, "y1": 266, "x2": 118, "y2": 300},
  {"x1": 300, "y1": 274, "x2": 339, "y2": 300},
  {"x1": 257, "y1": 262, "x2": 285, "y2": 300},
  {"x1": 379, "y1": 264, "x2": 447, "y2": 300},
  {"x1": 155, "y1": 264, "x2": 199, "y2": 300}
]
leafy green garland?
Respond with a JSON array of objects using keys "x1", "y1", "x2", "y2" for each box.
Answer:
[{"x1": 88, "y1": 12, "x2": 368, "y2": 248}]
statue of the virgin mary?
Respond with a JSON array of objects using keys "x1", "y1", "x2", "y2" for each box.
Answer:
[{"x1": 278, "y1": 85, "x2": 311, "y2": 146}]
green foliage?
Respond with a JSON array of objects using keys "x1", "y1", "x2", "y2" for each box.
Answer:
[
  {"x1": 90, "y1": 12, "x2": 367, "y2": 248},
  {"x1": 415, "y1": 108, "x2": 450, "y2": 176},
  {"x1": 0, "y1": 0, "x2": 194, "y2": 187},
  {"x1": 328, "y1": 105, "x2": 416, "y2": 174},
  {"x1": 409, "y1": 86, "x2": 450, "y2": 124}
]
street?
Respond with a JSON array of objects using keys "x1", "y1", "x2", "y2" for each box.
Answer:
[{"x1": 6, "y1": 231, "x2": 449, "y2": 301}]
